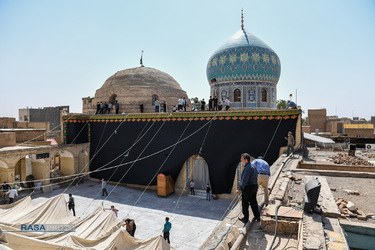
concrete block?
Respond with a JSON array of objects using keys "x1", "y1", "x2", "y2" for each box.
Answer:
[{"x1": 42, "y1": 185, "x2": 53, "y2": 193}]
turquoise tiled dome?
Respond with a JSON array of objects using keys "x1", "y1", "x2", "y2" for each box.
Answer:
[{"x1": 206, "y1": 29, "x2": 281, "y2": 84}]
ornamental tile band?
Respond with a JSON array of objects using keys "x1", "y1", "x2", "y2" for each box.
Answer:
[{"x1": 63, "y1": 110, "x2": 300, "y2": 123}]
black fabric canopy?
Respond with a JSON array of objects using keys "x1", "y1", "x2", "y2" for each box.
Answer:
[{"x1": 64, "y1": 110, "x2": 300, "y2": 194}]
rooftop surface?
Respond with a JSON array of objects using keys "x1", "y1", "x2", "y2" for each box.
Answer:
[{"x1": 28, "y1": 180, "x2": 233, "y2": 249}]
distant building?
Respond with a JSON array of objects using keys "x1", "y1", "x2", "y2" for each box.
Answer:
[
  {"x1": 19, "y1": 106, "x2": 69, "y2": 132},
  {"x1": 306, "y1": 108, "x2": 374, "y2": 138},
  {"x1": 307, "y1": 109, "x2": 327, "y2": 133},
  {"x1": 344, "y1": 124, "x2": 375, "y2": 138}
]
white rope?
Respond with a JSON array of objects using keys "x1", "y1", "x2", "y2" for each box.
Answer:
[
  {"x1": 263, "y1": 109, "x2": 287, "y2": 158},
  {"x1": 78, "y1": 117, "x2": 159, "y2": 216},
  {"x1": 62, "y1": 114, "x2": 130, "y2": 193},
  {"x1": 126, "y1": 118, "x2": 192, "y2": 217}
]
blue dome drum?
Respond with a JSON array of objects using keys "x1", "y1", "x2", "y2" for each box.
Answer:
[{"x1": 206, "y1": 14, "x2": 281, "y2": 110}]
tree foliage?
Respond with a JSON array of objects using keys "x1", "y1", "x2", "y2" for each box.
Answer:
[{"x1": 276, "y1": 99, "x2": 288, "y2": 109}]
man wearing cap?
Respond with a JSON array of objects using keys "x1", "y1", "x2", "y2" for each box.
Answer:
[
  {"x1": 252, "y1": 157, "x2": 270, "y2": 205},
  {"x1": 285, "y1": 131, "x2": 295, "y2": 156}
]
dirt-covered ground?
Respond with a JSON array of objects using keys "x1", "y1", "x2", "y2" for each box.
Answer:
[{"x1": 292, "y1": 148, "x2": 375, "y2": 223}]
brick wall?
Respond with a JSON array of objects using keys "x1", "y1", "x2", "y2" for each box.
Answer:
[
  {"x1": 308, "y1": 109, "x2": 327, "y2": 132},
  {"x1": 0, "y1": 118, "x2": 16, "y2": 128},
  {"x1": 344, "y1": 128, "x2": 375, "y2": 138},
  {"x1": 0, "y1": 132, "x2": 16, "y2": 147}
]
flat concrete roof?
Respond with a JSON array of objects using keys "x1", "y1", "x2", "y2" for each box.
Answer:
[{"x1": 30, "y1": 180, "x2": 233, "y2": 249}]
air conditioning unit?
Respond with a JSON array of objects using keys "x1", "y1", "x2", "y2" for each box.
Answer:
[{"x1": 365, "y1": 144, "x2": 375, "y2": 150}]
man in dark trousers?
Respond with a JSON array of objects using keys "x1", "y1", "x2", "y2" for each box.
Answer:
[
  {"x1": 1, "y1": 182, "x2": 11, "y2": 200},
  {"x1": 101, "y1": 178, "x2": 108, "y2": 196},
  {"x1": 200, "y1": 98, "x2": 206, "y2": 111},
  {"x1": 163, "y1": 217, "x2": 172, "y2": 244},
  {"x1": 96, "y1": 102, "x2": 100, "y2": 114},
  {"x1": 67, "y1": 194, "x2": 75, "y2": 216},
  {"x1": 104, "y1": 102, "x2": 108, "y2": 114},
  {"x1": 208, "y1": 96, "x2": 213, "y2": 111},
  {"x1": 206, "y1": 184, "x2": 211, "y2": 201},
  {"x1": 213, "y1": 96, "x2": 218, "y2": 111},
  {"x1": 99, "y1": 102, "x2": 104, "y2": 114},
  {"x1": 140, "y1": 104, "x2": 144, "y2": 113},
  {"x1": 115, "y1": 101, "x2": 120, "y2": 114},
  {"x1": 236, "y1": 153, "x2": 260, "y2": 223}
]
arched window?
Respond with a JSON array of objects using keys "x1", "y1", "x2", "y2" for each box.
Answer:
[
  {"x1": 109, "y1": 94, "x2": 117, "y2": 105},
  {"x1": 234, "y1": 89, "x2": 241, "y2": 102},
  {"x1": 261, "y1": 88, "x2": 268, "y2": 102},
  {"x1": 152, "y1": 94, "x2": 158, "y2": 105}
]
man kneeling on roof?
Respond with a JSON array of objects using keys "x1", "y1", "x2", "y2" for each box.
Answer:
[{"x1": 122, "y1": 218, "x2": 136, "y2": 237}]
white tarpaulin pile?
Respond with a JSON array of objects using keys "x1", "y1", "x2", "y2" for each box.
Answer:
[{"x1": 0, "y1": 194, "x2": 174, "y2": 249}]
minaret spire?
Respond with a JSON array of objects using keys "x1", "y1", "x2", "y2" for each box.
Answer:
[{"x1": 241, "y1": 9, "x2": 244, "y2": 30}]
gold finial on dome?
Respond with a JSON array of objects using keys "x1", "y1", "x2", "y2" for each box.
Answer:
[{"x1": 241, "y1": 9, "x2": 244, "y2": 30}]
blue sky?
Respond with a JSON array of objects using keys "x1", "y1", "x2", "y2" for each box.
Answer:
[{"x1": 0, "y1": 0, "x2": 374, "y2": 120}]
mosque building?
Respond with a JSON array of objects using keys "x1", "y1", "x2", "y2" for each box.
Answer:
[
  {"x1": 82, "y1": 66, "x2": 189, "y2": 114},
  {"x1": 67, "y1": 12, "x2": 301, "y2": 196},
  {"x1": 206, "y1": 12, "x2": 281, "y2": 109}
]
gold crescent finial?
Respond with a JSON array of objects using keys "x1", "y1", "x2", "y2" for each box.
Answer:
[{"x1": 241, "y1": 9, "x2": 244, "y2": 30}]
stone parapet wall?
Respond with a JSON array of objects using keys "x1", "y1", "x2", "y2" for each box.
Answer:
[{"x1": 0, "y1": 132, "x2": 16, "y2": 148}]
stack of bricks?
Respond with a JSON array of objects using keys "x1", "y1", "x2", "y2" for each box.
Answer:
[
  {"x1": 329, "y1": 153, "x2": 373, "y2": 166},
  {"x1": 335, "y1": 198, "x2": 374, "y2": 220}
]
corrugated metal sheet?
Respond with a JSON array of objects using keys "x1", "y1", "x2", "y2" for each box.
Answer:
[{"x1": 303, "y1": 132, "x2": 335, "y2": 143}]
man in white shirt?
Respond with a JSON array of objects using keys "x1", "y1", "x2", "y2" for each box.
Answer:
[
  {"x1": 6, "y1": 187, "x2": 18, "y2": 204},
  {"x1": 190, "y1": 180, "x2": 195, "y2": 195},
  {"x1": 225, "y1": 98, "x2": 231, "y2": 111},
  {"x1": 178, "y1": 97, "x2": 184, "y2": 111}
]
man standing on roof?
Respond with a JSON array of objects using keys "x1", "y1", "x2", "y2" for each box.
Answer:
[
  {"x1": 285, "y1": 131, "x2": 295, "y2": 156},
  {"x1": 102, "y1": 178, "x2": 108, "y2": 196},
  {"x1": 177, "y1": 97, "x2": 184, "y2": 111},
  {"x1": 252, "y1": 157, "x2": 270, "y2": 205},
  {"x1": 206, "y1": 184, "x2": 211, "y2": 201},
  {"x1": 225, "y1": 97, "x2": 231, "y2": 111},
  {"x1": 67, "y1": 194, "x2": 75, "y2": 216},
  {"x1": 190, "y1": 180, "x2": 195, "y2": 195},
  {"x1": 154, "y1": 99, "x2": 160, "y2": 113},
  {"x1": 1, "y1": 182, "x2": 11, "y2": 200},
  {"x1": 213, "y1": 96, "x2": 218, "y2": 111},
  {"x1": 115, "y1": 100, "x2": 120, "y2": 114},
  {"x1": 163, "y1": 217, "x2": 172, "y2": 244},
  {"x1": 236, "y1": 153, "x2": 260, "y2": 224},
  {"x1": 208, "y1": 96, "x2": 213, "y2": 111},
  {"x1": 6, "y1": 186, "x2": 18, "y2": 204},
  {"x1": 96, "y1": 102, "x2": 100, "y2": 114}
]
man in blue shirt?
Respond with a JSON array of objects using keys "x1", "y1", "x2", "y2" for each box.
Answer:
[
  {"x1": 286, "y1": 100, "x2": 297, "y2": 109},
  {"x1": 163, "y1": 217, "x2": 172, "y2": 244},
  {"x1": 252, "y1": 157, "x2": 271, "y2": 205},
  {"x1": 236, "y1": 153, "x2": 260, "y2": 223}
]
